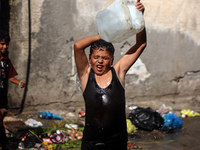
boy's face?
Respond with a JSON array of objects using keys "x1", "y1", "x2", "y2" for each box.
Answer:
[
  {"x1": 0, "y1": 40, "x2": 9, "y2": 55},
  {"x1": 89, "y1": 48, "x2": 114, "y2": 76}
]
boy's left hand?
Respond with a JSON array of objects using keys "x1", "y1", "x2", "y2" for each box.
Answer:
[{"x1": 136, "y1": 0, "x2": 145, "y2": 14}]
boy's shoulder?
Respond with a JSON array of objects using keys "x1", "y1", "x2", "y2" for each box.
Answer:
[
  {"x1": 1, "y1": 56, "x2": 10, "y2": 60},
  {"x1": 0, "y1": 57, "x2": 11, "y2": 68},
  {"x1": 1, "y1": 57, "x2": 11, "y2": 63}
]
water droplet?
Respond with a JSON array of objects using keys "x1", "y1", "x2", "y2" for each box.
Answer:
[{"x1": 102, "y1": 94, "x2": 108, "y2": 104}]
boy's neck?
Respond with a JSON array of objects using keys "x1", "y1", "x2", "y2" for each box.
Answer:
[
  {"x1": 95, "y1": 69, "x2": 112, "y2": 89},
  {"x1": 0, "y1": 53, "x2": 8, "y2": 59}
]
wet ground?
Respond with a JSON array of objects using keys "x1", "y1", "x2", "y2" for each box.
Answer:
[
  {"x1": 128, "y1": 116, "x2": 200, "y2": 150},
  {"x1": 1, "y1": 111, "x2": 200, "y2": 150}
]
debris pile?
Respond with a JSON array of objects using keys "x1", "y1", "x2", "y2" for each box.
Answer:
[
  {"x1": 2, "y1": 106, "x2": 200, "y2": 150},
  {"x1": 3, "y1": 111, "x2": 84, "y2": 150}
]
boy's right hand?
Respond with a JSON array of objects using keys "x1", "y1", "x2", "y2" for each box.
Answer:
[{"x1": 19, "y1": 80, "x2": 26, "y2": 88}]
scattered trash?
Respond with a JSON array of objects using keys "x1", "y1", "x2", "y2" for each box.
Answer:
[
  {"x1": 5, "y1": 105, "x2": 195, "y2": 149},
  {"x1": 34, "y1": 143, "x2": 42, "y2": 148},
  {"x1": 128, "y1": 107, "x2": 164, "y2": 131},
  {"x1": 68, "y1": 130, "x2": 83, "y2": 140},
  {"x1": 18, "y1": 134, "x2": 42, "y2": 149},
  {"x1": 21, "y1": 133, "x2": 29, "y2": 141},
  {"x1": 38, "y1": 111, "x2": 64, "y2": 120},
  {"x1": 127, "y1": 119, "x2": 137, "y2": 133},
  {"x1": 65, "y1": 124, "x2": 78, "y2": 130},
  {"x1": 127, "y1": 143, "x2": 142, "y2": 149},
  {"x1": 48, "y1": 145, "x2": 53, "y2": 150},
  {"x1": 161, "y1": 113, "x2": 182, "y2": 133},
  {"x1": 181, "y1": 109, "x2": 200, "y2": 118},
  {"x1": 66, "y1": 112, "x2": 76, "y2": 118},
  {"x1": 13, "y1": 121, "x2": 83, "y2": 149},
  {"x1": 157, "y1": 104, "x2": 174, "y2": 117},
  {"x1": 128, "y1": 106, "x2": 138, "y2": 111},
  {"x1": 25, "y1": 118, "x2": 43, "y2": 127},
  {"x1": 50, "y1": 133, "x2": 65, "y2": 144},
  {"x1": 78, "y1": 111, "x2": 85, "y2": 117},
  {"x1": 18, "y1": 141, "x2": 25, "y2": 149}
]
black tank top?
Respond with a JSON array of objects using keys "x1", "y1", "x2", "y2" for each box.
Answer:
[{"x1": 82, "y1": 67, "x2": 127, "y2": 143}]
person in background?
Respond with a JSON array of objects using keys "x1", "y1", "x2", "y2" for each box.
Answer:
[
  {"x1": 74, "y1": 0, "x2": 146, "y2": 149},
  {"x1": 0, "y1": 30, "x2": 25, "y2": 150}
]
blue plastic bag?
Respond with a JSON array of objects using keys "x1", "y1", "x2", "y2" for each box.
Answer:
[
  {"x1": 162, "y1": 113, "x2": 182, "y2": 130},
  {"x1": 38, "y1": 111, "x2": 64, "y2": 120}
]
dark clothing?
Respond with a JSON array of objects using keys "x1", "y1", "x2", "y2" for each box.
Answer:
[
  {"x1": 0, "y1": 110, "x2": 8, "y2": 145},
  {"x1": 0, "y1": 57, "x2": 18, "y2": 109},
  {"x1": 81, "y1": 141, "x2": 127, "y2": 150},
  {"x1": 0, "y1": 57, "x2": 17, "y2": 147},
  {"x1": 82, "y1": 67, "x2": 127, "y2": 149}
]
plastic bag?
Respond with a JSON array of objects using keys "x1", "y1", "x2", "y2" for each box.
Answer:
[
  {"x1": 126, "y1": 119, "x2": 137, "y2": 133},
  {"x1": 162, "y1": 113, "x2": 182, "y2": 132},
  {"x1": 128, "y1": 107, "x2": 164, "y2": 131},
  {"x1": 24, "y1": 118, "x2": 43, "y2": 127},
  {"x1": 38, "y1": 111, "x2": 64, "y2": 120},
  {"x1": 96, "y1": 0, "x2": 145, "y2": 43},
  {"x1": 157, "y1": 104, "x2": 174, "y2": 117},
  {"x1": 181, "y1": 109, "x2": 200, "y2": 117}
]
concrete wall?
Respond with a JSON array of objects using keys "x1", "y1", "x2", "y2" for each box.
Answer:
[{"x1": 6, "y1": 0, "x2": 200, "y2": 111}]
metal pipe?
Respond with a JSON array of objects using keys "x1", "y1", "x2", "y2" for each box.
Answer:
[{"x1": 16, "y1": 0, "x2": 31, "y2": 114}]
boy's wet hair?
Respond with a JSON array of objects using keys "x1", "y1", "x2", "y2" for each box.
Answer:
[
  {"x1": 0, "y1": 30, "x2": 10, "y2": 43},
  {"x1": 90, "y1": 39, "x2": 115, "y2": 57}
]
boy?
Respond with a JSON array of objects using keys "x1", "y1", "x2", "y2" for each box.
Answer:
[
  {"x1": 0, "y1": 30, "x2": 26, "y2": 150},
  {"x1": 74, "y1": 1, "x2": 146, "y2": 149}
]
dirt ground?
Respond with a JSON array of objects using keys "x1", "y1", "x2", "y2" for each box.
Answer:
[{"x1": 0, "y1": 110, "x2": 200, "y2": 150}]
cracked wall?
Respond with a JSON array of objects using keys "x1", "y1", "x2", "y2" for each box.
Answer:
[{"x1": 6, "y1": 0, "x2": 200, "y2": 111}]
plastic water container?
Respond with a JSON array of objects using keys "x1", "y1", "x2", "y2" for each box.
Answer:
[{"x1": 96, "y1": 0, "x2": 145, "y2": 43}]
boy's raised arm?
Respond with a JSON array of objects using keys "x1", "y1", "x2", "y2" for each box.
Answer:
[
  {"x1": 115, "y1": 27, "x2": 146, "y2": 85},
  {"x1": 74, "y1": 35, "x2": 100, "y2": 77},
  {"x1": 115, "y1": 1, "x2": 146, "y2": 84}
]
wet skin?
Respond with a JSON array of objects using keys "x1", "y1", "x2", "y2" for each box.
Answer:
[{"x1": 89, "y1": 49, "x2": 114, "y2": 88}]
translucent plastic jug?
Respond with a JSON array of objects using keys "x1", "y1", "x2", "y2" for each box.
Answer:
[{"x1": 96, "y1": 0, "x2": 145, "y2": 43}]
